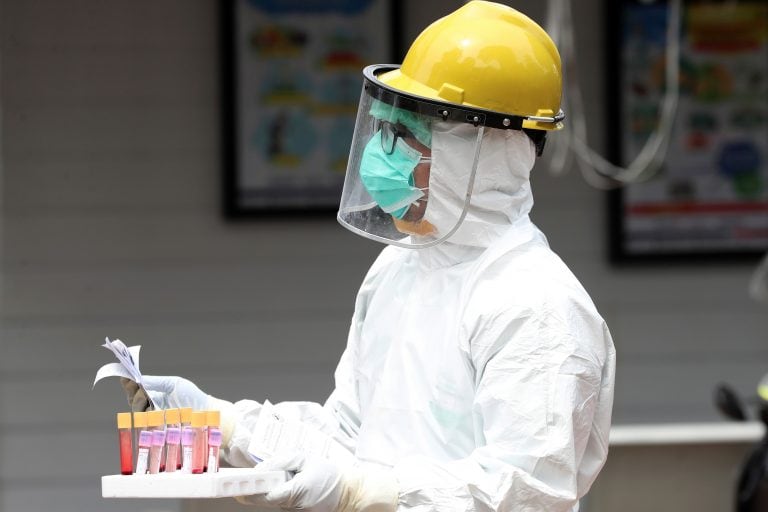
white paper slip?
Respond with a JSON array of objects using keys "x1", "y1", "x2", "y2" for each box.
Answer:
[
  {"x1": 101, "y1": 468, "x2": 288, "y2": 499},
  {"x1": 246, "y1": 400, "x2": 355, "y2": 466}
]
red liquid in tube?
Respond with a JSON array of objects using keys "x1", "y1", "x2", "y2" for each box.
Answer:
[
  {"x1": 117, "y1": 412, "x2": 133, "y2": 475},
  {"x1": 190, "y1": 411, "x2": 207, "y2": 474}
]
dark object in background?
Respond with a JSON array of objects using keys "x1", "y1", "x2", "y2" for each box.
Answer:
[{"x1": 713, "y1": 381, "x2": 768, "y2": 512}]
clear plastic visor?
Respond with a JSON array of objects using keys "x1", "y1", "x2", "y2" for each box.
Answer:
[{"x1": 337, "y1": 80, "x2": 485, "y2": 248}]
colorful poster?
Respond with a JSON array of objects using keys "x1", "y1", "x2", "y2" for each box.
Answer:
[
  {"x1": 223, "y1": 0, "x2": 395, "y2": 214},
  {"x1": 614, "y1": 1, "x2": 768, "y2": 259}
]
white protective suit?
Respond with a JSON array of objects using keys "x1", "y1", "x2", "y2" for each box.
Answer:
[{"x1": 222, "y1": 126, "x2": 616, "y2": 511}]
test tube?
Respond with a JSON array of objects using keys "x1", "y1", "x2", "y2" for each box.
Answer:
[
  {"x1": 206, "y1": 410, "x2": 222, "y2": 473},
  {"x1": 164, "y1": 408, "x2": 181, "y2": 473},
  {"x1": 133, "y1": 412, "x2": 149, "y2": 473},
  {"x1": 202, "y1": 412, "x2": 209, "y2": 472},
  {"x1": 116, "y1": 412, "x2": 133, "y2": 475},
  {"x1": 180, "y1": 427, "x2": 195, "y2": 474},
  {"x1": 164, "y1": 427, "x2": 181, "y2": 473},
  {"x1": 146, "y1": 410, "x2": 166, "y2": 472},
  {"x1": 190, "y1": 411, "x2": 207, "y2": 474},
  {"x1": 149, "y1": 430, "x2": 166, "y2": 474},
  {"x1": 135, "y1": 431, "x2": 152, "y2": 474},
  {"x1": 179, "y1": 407, "x2": 192, "y2": 470}
]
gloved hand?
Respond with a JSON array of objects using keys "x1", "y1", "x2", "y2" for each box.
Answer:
[
  {"x1": 121, "y1": 375, "x2": 212, "y2": 412},
  {"x1": 237, "y1": 452, "x2": 398, "y2": 512}
]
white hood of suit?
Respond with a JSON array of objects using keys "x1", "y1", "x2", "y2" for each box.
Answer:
[{"x1": 416, "y1": 122, "x2": 537, "y2": 265}]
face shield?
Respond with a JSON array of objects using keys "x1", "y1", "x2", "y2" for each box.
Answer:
[
  {"x1": 338, "y1": 67, "x2": 492, "y2": 248},
  {"x1": 338, "y1": 65, "x2": 558, "y2": 248}
]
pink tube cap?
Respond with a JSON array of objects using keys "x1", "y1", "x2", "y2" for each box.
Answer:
[{"x1": 181, "y1": 427, "x2": 195, "y2": 446}]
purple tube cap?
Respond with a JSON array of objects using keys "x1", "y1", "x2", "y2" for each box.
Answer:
[
  {"x1": 208, "y1": 428, "x2": 223, "y2": 447},
  {"x1": 166, "y1": 427, "x2": 181, "y2": 444},
  {"x1": 138, "y1": 430, "x2": 153, "y2": 448},
  {"x1": 151, "y1": 430, "x2": 167, "y2": 446}
]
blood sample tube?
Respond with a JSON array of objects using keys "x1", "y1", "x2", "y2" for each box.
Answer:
[
  {"x1": 148, "y1": 431, "x2": 165, "y2": 474},
  {"x1": 132, "y1": 411, "x2": 149, "y2": 472},
  {"x1": 164, "y1": 427, "x2": 181, "y2": 473},
  {"x1": 146, "y1": 410, "x2": 166, "y2": 472},
  {"x1": 201, "y1": 411, "x2": 210, "y2": 472},
  {"x1": 164, "y1": 408, "x2": 181, "y2": 473},
  {"x1": 135, "y1": 430, "x2": 152, "y2": 474},
  {"x1": 179, "y1": 407, "x2": 192, "y2": 470},
  {"x1": 180, "y1": 426, "x2": 194, "y2": 474},
  {"x1": 206, "y1": 410, "x2": 222, "y2": 473},
  {"x1": 117, "y1": 412, "x2": 133, "y2": 475},
  {"x1": 190, "y1": 411, "x2": 207, "y2": 474}
]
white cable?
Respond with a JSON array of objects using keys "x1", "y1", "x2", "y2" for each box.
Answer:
[
  {"x1": 544, "y1": 0, "x2": 573, "y2": 177},
  {"x1": 547, "y1": 0, "x2": 682, "y2": 188},
  {"x1": 748, "y1": 251, "x2": 768, "y2": 303},
  {"x1": 546, "y1": 1, "x2": 768, "y2": 303}
]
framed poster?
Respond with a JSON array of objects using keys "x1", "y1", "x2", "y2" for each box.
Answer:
[
  {"x1": 607, "y1": 0, "x2": 768, "y2": 262},
  {"x1": 221, "y1": 0, "x2": 400, "y2": 217}
]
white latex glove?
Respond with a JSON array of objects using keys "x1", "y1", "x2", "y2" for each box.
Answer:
[
  {"x1": 142, "y1": 375, "x2": 212, "y2": 410},
  {"x1": 238, "y1": 452, "x2": 398, "y2": 512},
  {"x1": 122, "y1": 375, "x2": 238, "y2": 448}
]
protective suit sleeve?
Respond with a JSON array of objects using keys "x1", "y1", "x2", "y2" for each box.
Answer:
[
  {"x1": 391, "y1": 306, "x2": 615, "y2": 511},
  {"x1": 216, "y1": 338, "x2": 362, "y2": 467},
  {"x1": 220, "y1": 250, "x2": 400, "y2": 468},
  {"x1": 219, "y1": 395, "x2": 361, "y2": 468}
]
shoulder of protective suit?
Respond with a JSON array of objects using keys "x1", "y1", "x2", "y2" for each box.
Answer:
[
  {"x1": 460, "y1": 243, "x2": 609, "y2": 363},
  {"x1": 464, "y1": 243, "x2": 600, "y2": 324}
]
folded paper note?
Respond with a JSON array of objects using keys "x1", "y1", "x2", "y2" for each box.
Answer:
[{"x1": 94, "y1": 337, "x2": 157, "y2": 409}]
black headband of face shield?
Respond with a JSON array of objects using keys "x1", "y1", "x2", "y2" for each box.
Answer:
[{"x1": 363, "y1": 65, "x2": 552, "y2": 157}]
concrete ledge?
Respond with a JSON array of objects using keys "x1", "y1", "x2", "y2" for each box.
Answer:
[{"x1": 610, "y1": 421, "x2": 765, "y2": 446}]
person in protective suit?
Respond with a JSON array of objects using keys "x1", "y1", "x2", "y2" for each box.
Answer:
[{"x1": 123, "y1": 2, "x2": 616, "y2": 510}]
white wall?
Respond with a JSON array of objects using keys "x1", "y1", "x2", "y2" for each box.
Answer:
[{"x1": 1, "y1": 1, "x2": 765, "y2": 511}]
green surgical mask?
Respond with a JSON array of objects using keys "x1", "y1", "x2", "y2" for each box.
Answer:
[{"x1": 360, "y1": 130, "x2": 426, "y2": 219}]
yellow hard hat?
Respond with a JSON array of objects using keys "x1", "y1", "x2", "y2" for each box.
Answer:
[{"x1": 377, "y1": 0, "x2": 564, "y2": 131}]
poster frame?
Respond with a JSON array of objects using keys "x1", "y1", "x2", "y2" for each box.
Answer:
[
  {"x1": 606, "y1": 0, "x2": 768, "y2": 264},
  {"x1": 220, "y1": 0, "x2": 401, "y2": 218}
]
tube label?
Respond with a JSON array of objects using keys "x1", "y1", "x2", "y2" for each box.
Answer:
[
  {"x1": 207, "y1": 449, "x2": 218, "y2": 473},
  {"x1": 181, "y1": 446, "x2": 193, "y2": 474},
  {"x1": 135, "y1": 448, "x2": 149, "y2": 475}
]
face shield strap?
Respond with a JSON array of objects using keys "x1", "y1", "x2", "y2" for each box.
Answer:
[
  {"x1": 388, "y1": 125, "x2": 486, "y2": 249},
  {"x1": 364, "y1": 79, "x2": 498, "y2": 129}
]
